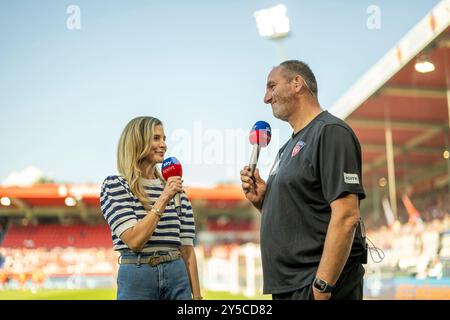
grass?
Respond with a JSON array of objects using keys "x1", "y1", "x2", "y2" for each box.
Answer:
[
  {"x1": 0, "y1": 289, "x2": 116, "y2": 300},
  {"x1": 203, "y1": 290, "x2": 271, "y2": 300},
  {"x1": 0, "y1": 289, "x2": 271, "y2": 300}
]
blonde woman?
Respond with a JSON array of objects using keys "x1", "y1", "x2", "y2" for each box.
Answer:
[{"x1": 100, "y1": 116, "x2": 202, "y2": 300}]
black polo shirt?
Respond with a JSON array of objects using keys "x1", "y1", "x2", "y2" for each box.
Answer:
[{"x1": 260, "y1": 111, "x2": 366, "y2": 294}]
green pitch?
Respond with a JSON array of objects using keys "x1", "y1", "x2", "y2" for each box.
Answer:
[
  {"x1": 0, "y1": 289, "x2": 116, "y2": 300},
  {"x1": 0, "y1": 289, "x2": 270, "y2": 300}
]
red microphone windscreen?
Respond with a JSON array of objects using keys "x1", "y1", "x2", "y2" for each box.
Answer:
[{"x1": 161, "y1": 157, "x2": 183, "y2": 180}]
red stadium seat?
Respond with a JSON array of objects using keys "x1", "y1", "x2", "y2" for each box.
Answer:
[{"x1": 2, "y1": 224, "x2": 112, "y2": 249}]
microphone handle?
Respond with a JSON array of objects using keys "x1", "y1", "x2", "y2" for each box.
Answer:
[
  {"x1": 174, "y1": 193, "x2": 182, "y2": 215},
  {"x1": 248, "y1": 145, "x2": 261, "y2": 177}
]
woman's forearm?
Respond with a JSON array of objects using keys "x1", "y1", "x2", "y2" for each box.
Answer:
[
  {"x1": 181, "y1": 246, "x2": 202, "y2": 299},
  {"x1": 120, "y1": 195, "x2": 170, "y2": 252}
]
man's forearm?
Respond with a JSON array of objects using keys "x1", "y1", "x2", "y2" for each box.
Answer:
[{"x1": 316, "y1": 212, "x2": 359, "y2": 285}]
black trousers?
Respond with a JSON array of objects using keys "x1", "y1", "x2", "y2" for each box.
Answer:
[{"x1": 272, "y1": 262, "x2": 365, "y2": 300}]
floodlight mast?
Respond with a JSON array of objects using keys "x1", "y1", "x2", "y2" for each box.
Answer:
[{"x1": 254, "y1": 4, "x2": 290, "y2": 62}]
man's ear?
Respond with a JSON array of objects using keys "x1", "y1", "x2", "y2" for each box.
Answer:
[{"x1": 293, "y1": 75, "x2": 303, "y2": 92}]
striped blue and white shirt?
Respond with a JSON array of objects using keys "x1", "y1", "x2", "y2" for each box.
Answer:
[{"x1": 100, "y1": 175, "x2": 196, "y2": 251}]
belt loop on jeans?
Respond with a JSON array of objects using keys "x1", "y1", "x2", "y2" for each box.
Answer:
[{"x1": 137, "y1": 253, "x2": 142, "y2": 266}]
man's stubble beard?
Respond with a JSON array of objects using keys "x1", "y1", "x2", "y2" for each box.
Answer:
[{"x1": 272, "y1": 93, "x2": 295, "y2": 122}]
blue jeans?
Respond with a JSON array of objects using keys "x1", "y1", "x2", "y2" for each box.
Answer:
[{"x1": 117, "y1": 252, "x2": 192, "y2": 300}]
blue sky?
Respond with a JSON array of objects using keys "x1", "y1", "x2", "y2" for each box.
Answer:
[{"x1": 0, "y1": 0, "x2": 440, "y2": 186}]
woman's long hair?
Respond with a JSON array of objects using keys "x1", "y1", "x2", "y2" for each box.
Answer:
[{"x1": 117, "y1": 116, "x2": 165, "y2": 211}]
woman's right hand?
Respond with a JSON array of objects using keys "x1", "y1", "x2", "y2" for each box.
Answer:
[{"x1": 161, "y1": 176, "x2": 183, "y2": 202}]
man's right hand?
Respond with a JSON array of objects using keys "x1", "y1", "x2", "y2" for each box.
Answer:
[{"x1": 240, "y1": 166, "x2": 266, "y2": 210}]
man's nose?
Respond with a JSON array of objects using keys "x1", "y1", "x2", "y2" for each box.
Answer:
[{"x1": 264, "y1": 91, "x2": 272, "y2": 104}]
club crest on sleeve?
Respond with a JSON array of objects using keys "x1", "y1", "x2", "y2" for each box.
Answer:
[{"x1": 291, "y1": 140, "x2": 306, "y2": 157}]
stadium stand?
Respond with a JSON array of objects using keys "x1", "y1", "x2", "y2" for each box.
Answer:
[
  {"x1": 206, "y1": 219, "x2": 255, "y2": 232},
  {"x1": 1, "y1": 224, "x2": 112, "y2": 249}
]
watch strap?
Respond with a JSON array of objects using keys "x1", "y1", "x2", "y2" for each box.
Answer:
[{"x1": 313, "y1": 277, "x2": 335, "y2": 293}]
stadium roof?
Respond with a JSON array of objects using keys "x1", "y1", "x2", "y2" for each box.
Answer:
[
  {"x1": 330, "y1": 0, "x2": 450, "y2": 206},
  {"x1": 0, "y1": 183, "x2": 246, "y2": 218}
]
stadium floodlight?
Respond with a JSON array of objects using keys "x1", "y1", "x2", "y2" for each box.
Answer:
[
  {"x1": 415, "y1": 54, "x2": 435, "y2": 73},
  {"x1": 0, "y1": 197, "x2": 11, "y2": 206},
  {"x1": 58, "y1": 185, "x2": 68, "y2": 197},
  {"x1": 254, "y1": 4, "x2": 290, "y2": 39},
  {"x1": 65, "y1": 197, "x2": 77, "y2": 207}
]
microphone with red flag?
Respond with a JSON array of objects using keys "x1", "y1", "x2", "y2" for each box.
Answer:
[
  {"x1": 161, "y1": 156, "x2": 183, "y2": 214},
  {"x1": 248, "y1": 121, "x2": 272, "y2": 177}
]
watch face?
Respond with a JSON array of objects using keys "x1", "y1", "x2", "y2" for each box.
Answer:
[
  {"x1": 315, "y1": 279, "x2": 327, "y2": 292},
  {"x1": 318, "y1": 281, "x2": 326, "y2": 290}
]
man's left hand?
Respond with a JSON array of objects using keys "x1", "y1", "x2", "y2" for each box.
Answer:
[{"x1": 312, "y1": 287, "x2": 332, "y2": 300}]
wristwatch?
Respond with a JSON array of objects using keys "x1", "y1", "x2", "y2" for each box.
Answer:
[{"x1": 313, "y1": 277, "x2": 335, "y2": 293}]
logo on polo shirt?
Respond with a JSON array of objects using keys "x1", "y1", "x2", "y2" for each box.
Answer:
[
  {"x1": 344, "y1": 172, "x2": 360, "y2": 184},
  {"x1": 291, "y1": 140, "x2": 306, "y2": 157}
]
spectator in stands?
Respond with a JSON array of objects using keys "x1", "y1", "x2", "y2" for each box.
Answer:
[
  {"x1": 100, "y1": 116, "x2": 202, "y2": 300},
  {"x1": 0, "y1": 251, "x2": 5, "y2": 269},
  {"x1": 427, "y1": 256, "x2": 443, "y2": 279},
  {"x1": 18, "y1": 272, "x2": 28, "y2": 291},
  {"x1": 31, "y1": 268, "x2": 45, "y2": 291},
  {"x1": 0, "y1": 270, "x2": 8, "y2": 290}
]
